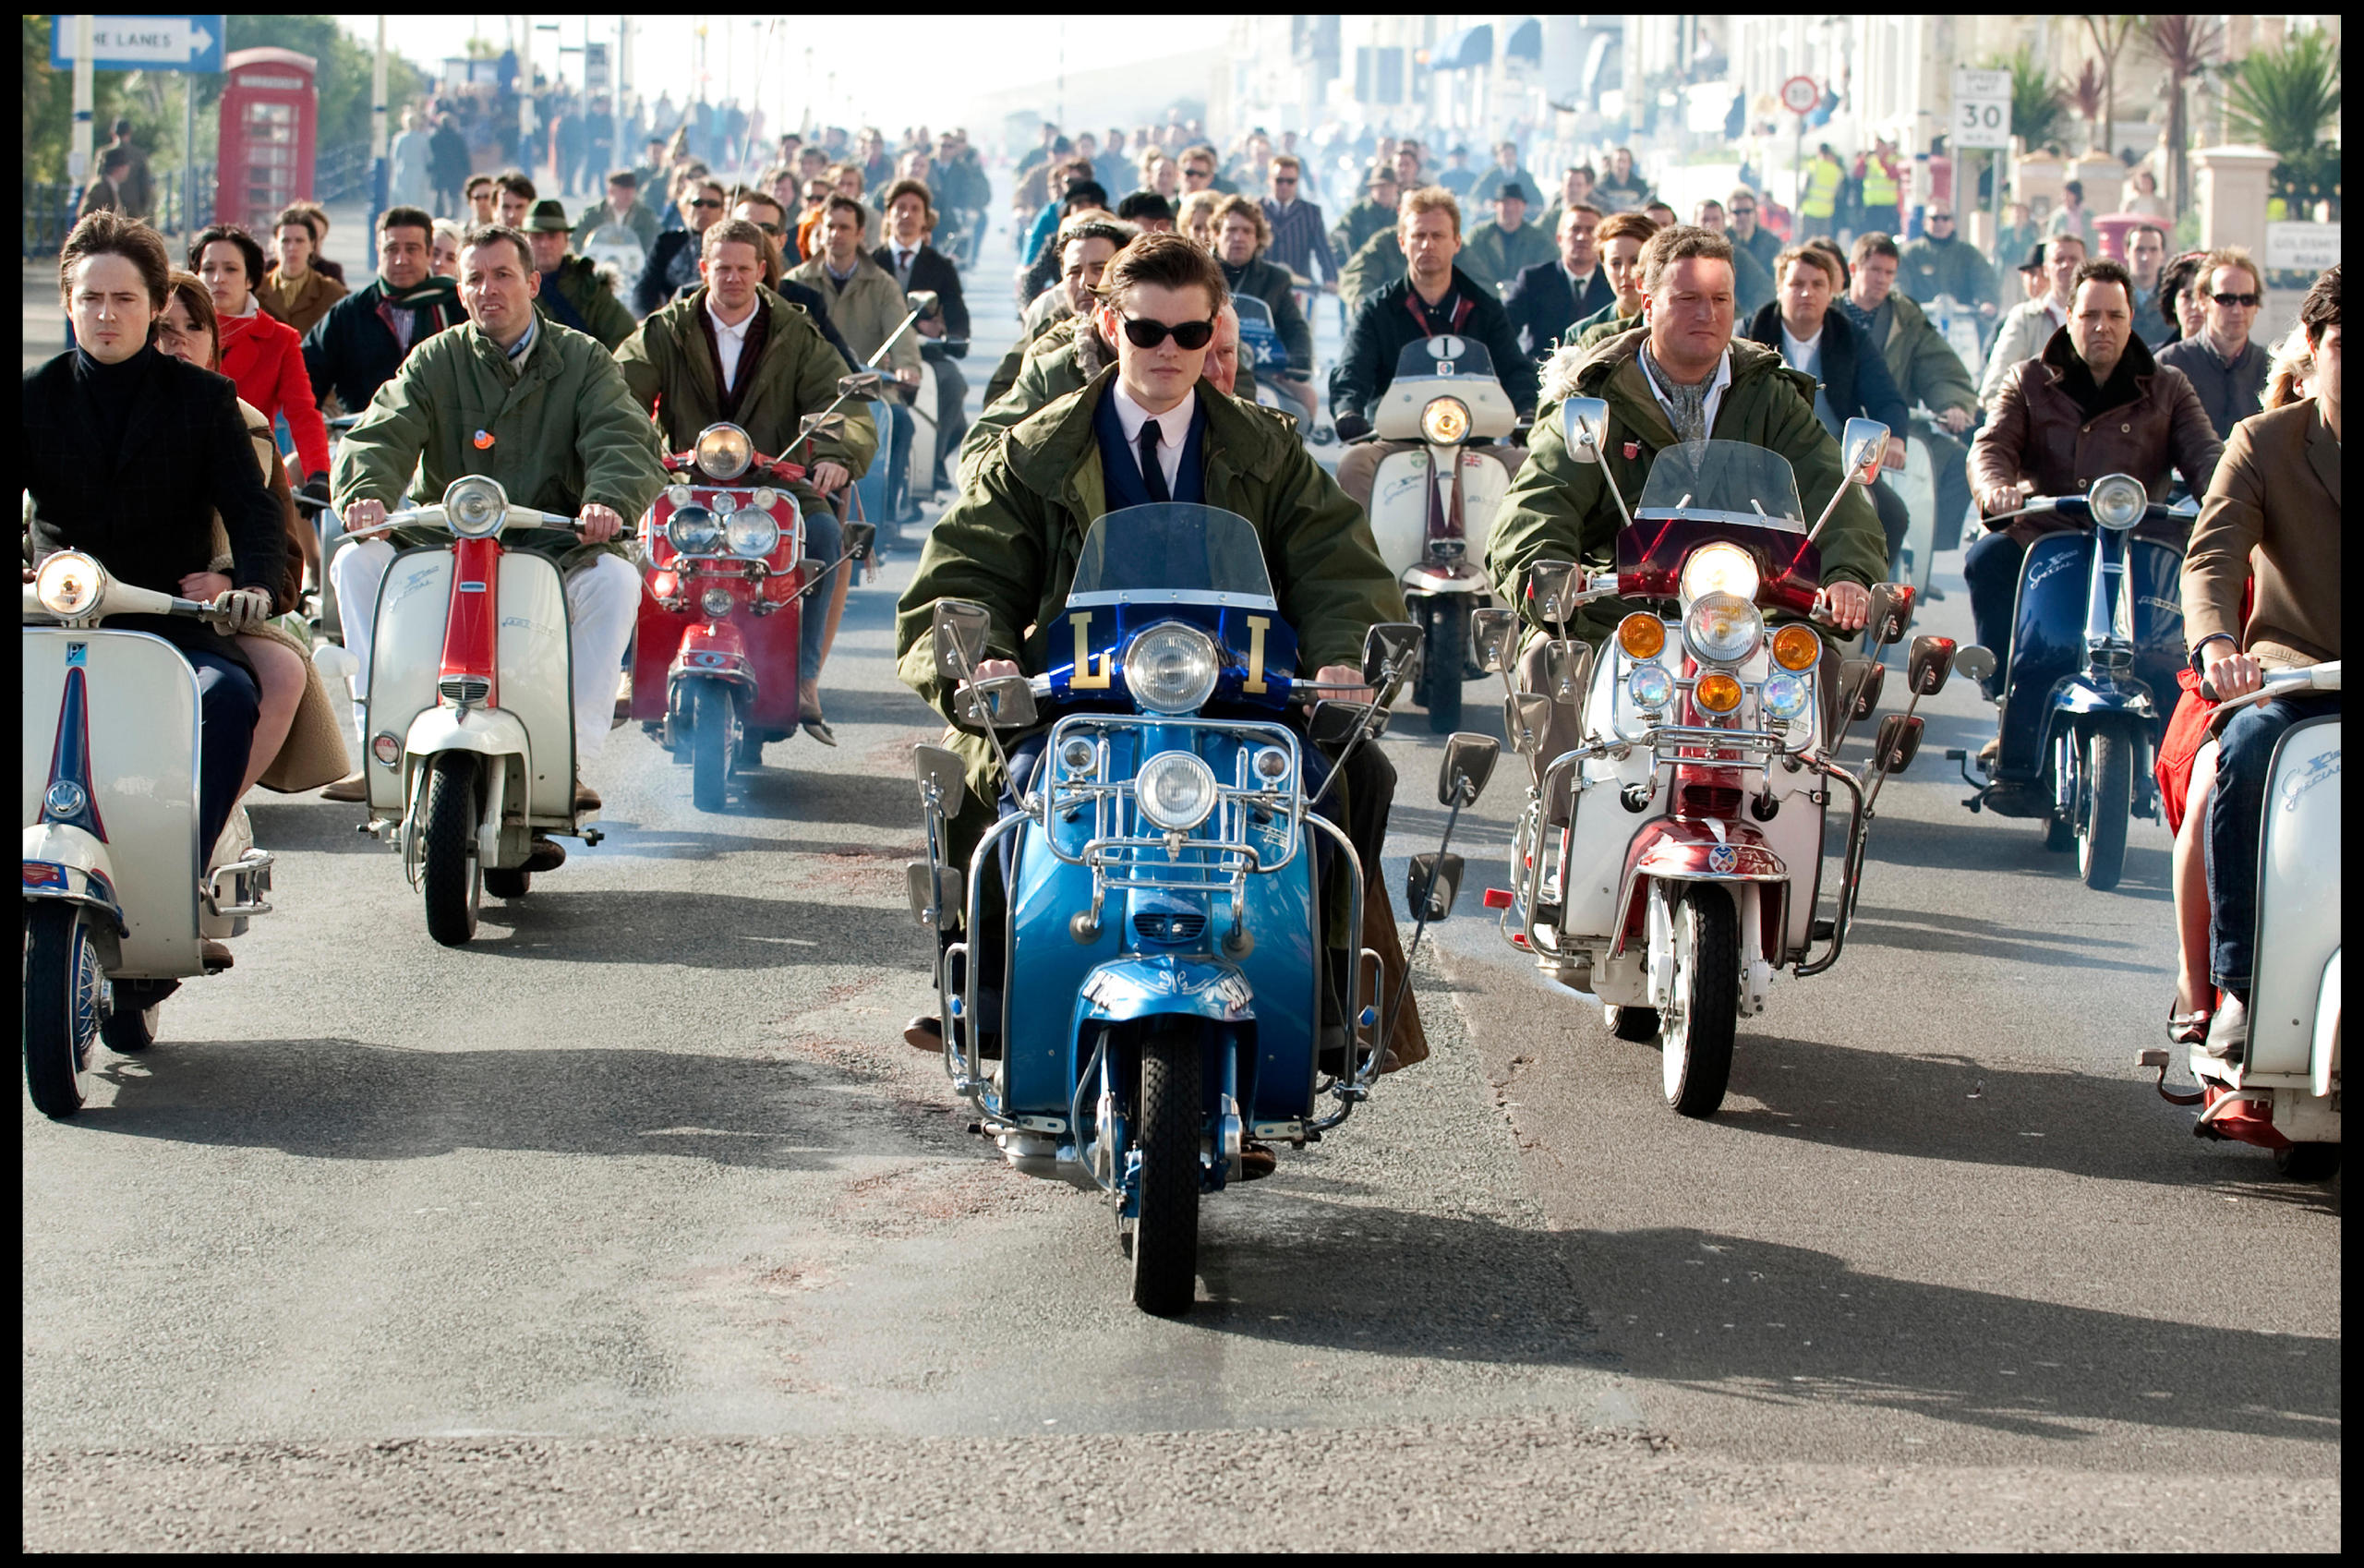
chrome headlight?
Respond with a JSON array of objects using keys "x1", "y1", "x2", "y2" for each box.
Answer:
[
  {"x1": 1250, "y1": 745, "x2": 1292, "y2": 786},
  {"x1": 443, "y1": 475, "x2": 508, "y2": 537},
  {"x1": 1419, "y1": 395, "x2": 1470, "y2": 444},
  {"x1": 34, "y1": 551, "x2": 104, "y2": 617},
  {"x1": 1137, "y1": 749, "x2": 1219, "y2": 831},
  {"x1": 1625, "y1": 662, "x2": 1674, "y2": 710},
  {"x1": 694, "y1": 422, "x2": 754, "y2": 482},
  {"x1": 666, "y1": 505, "x2": 725, "y2": 556},
  {"x1": 700, "y1": 586, "x2": 735, "y2": 618},
  {"x1": 1125, "y1": 621, "x2": 1221, "y2": 715},
  {"x1": 1679, "y1": 541, "x2": 1760, "y2": 606},
  {"x1": 1760, "y1": 671, "x2": 1810, "y2": 722},
  {"x1": 1059, "y1": 736, "x2": 1098, "y2": 776},
  {"x1": 2088, "y1": 472, "x2": 2145, "y2": 531},
  {"x1": 1683, "y1": 590, "x2": 1763, "y2": 666},
  {"x1": 724, "y1": 506, "x2": 781, "y2": 558}
]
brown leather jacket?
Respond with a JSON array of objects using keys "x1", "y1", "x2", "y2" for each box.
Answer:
[{"x1": 1969, "y1": 328, "x2": 2223, "y2": 546}]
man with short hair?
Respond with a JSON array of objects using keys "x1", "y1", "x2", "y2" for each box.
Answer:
[
  {"x1": 875, "y1": 178, "x2": 972, "y2": 493},
  {"x1": 2127, "y1": 223, "x2": 2175, "y2": 348},
  {"x1": 1178, "y1": 144, "x2": 1233, "y2": 198},
  {"x1": 1725, "y1": 186, "x2": 1781, "y2": 277},
  {"x1": 726, "y1": 189, "x2": 858, "y2": 366},
  {"x1": 1593, "y1": 145, "x2": 1654, "y2": 213},
  {"x1": 1502, "y1": 203, "x2": 1614, "y2": 359},
  {"x1": 464, "y1": 175, "x2": 499, "y2": 226},
  {"x1": 1692, "y1": 198, "x2": 1775, "y2": 316},
  {"x1": 1260, "y1": 154, "x2": 1337, "y2": 288},
  {"x1": 1115, "y1": 190, "x2": 1174, "y2": 235},
  {"x1": 1436, "y1": 144, "x2": 1478, "y2": 199},
  {"x1": 1980, "y1": 235, "x2": 2087, "y2": 413},
  {"x1": 494, "y1": 172, "x2": 536, "y2": 229},
  {"x1": 103, "y1": 116, "x2": 154, "y2": 219},
  {"x1": 1458, "y1": 179, "x2": 1556, "y2": 298},
  {"x1": 1469, "y1": 139, "x2": 1537, "y2": 208},
  {"x1": 633, "y1": 176, "x2": 728, "y2": 316},
  {"x1": 981, "y1": 217, "x2": 1136, "y2": 413},
  {"x1": 1845, "y1": 230, "x2": 1980, "y2": 567},
  {"x1": 1488, "y1": 223, "x2": 1886, "y2": 648},
  {"x1": 75, "y1": 148, "x2": 133, "y2": 220},
  {"x1": 328, "y1": 223, "x2": 668, "y2": 844},
  {"x1": 1391, "y1": 139, "x2": 1424, "y2": 197},
  {"x1": 1539, "y1": 163, "x2": 1597, "y2": 235},
  {"x1": 1898, "y1": 203, "x2": 1999, "y2": 317},
  {"x1": 1328, "y1": 164, "x2": 1400, "y2": 279},
  {"x1": 790, "y1": 196, "x2": 923, "y2": 514},
  {"x1": 525, "y1": 199, "x2": 635, "y2": 349},
  {"x1": 573, "y1": 169, "x2": 660, "y2": 253},
  {"x1": 1966, "y1": 258, "x2": 2223, "y2": 693},
  {"x1": 2157, "y1": 247, "x2": 2270, "y2": 438},
  {"x1": 300, "y1": 206, "x2": 464, "y2": 421},
  {"x1": 2180, "y1": 265, "x2": 2339, "y2": 1060}
]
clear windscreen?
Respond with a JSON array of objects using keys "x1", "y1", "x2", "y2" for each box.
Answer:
[
  {"x1": 1633, "y1": 440, "x2": 1805, "y2": 532},
  {"x1": 1393, "y1": 332, "x2": 1495, "y2": 380},
  {"x1": 1068, "y1": 504, "x2": 1276, "y2": 601}
]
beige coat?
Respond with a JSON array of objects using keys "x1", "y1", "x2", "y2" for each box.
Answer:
[
  {"x1": 785, "y1": 252, "x2": 921, "y2": 382},
  {"x1": 2182, "y1": 398, "x2": 2341, "y2": 669}
]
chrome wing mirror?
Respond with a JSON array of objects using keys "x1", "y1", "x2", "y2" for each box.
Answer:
[
  {"x1": 1437, "y1": 731, "x2": 1502, "y2": 806},
  {"x1": 1954, "y1": 645, "x2": 1997, "y2": 687},
  {"x1": 1405, "y1": 852, "x2": 1466, "y2": 922},
  {"x1": 1560, "y1": 396, "x2": 1610, "y2": 464},
  {"x1": 1864, "y1": 582, "x2": 1913, "y2": 648},
  {"x1": 1873, "y1": 711, "x2": 1925, "y2": 774},
  {"x1": 841, "y1": 520, "x2": 877, "y2": 562},
  {"x1": 1839, "y1": 656, "x2": 1886, "y2": 722},
  {"x1": 954, "y1": 674, "x2": 1037, "y2": 731},
  {"x1": 1523, "y1": 558, "x2": 1579, "y2": 633},
  {"x1": 1470, "y1": 607, "x2": 1518, "y2": 674},
  {"x1": 836, "y1": 370, "x2": 887, "y2": 401},
  {"x1": 1361, "y1": 621, "x2": 1422, "y2": 698},
  {"x1": 931, "y1": 598, "x2": 993, "y2": 681},
  {"x1": 1905, "y1": 634, "x2": 1957, "y2": 696},
  {"x1": 1542, "y1": 639, "x2": 1593, "y2": 706},
  {"x1": 1503, "y1": 692, "x2": 1552, "y2": 756},
  {"x1": 911, "y1": 742, "x2": 968, "y2": 814}
]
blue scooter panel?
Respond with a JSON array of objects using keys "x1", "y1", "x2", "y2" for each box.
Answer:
[
  {"x1": 1999, "y1": 530, "x2": 2187, "y2": 777},
  {"x1": 1047, "y1": 600, "x2": 1300, "y2": 718}
]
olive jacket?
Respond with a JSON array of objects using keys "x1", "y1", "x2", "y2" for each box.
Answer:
[
  {"x1": 1868, "y1": 290, "x2": 1979, "y2": 418},
  {"x1": 330, "y1": 318, "x2": 668, "y2": 573},
  {"x1": 1486, "y1": 330, "x2": 1890, "y2": 645}
]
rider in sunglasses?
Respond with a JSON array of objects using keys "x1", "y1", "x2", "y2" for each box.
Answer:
[{"x1": 2156, "y1": 247, "x2": 2273, "y2": 438}]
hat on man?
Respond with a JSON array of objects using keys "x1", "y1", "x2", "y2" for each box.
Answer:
[
  {"x1": 2018, "y1": 241, "x2": 2048, "y2": 274},
  {"x1": 1496, "y1": 180, "x2": 1532, "y2": 204},
  {"x1": 525, "y1": 199, "x2": 572, "y2": 234}
]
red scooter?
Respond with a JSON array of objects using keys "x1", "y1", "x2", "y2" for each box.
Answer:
[{"x1": 629, "y1": 409, "x2": 877, "y2": 810}]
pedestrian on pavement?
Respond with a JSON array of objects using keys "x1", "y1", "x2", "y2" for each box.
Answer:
[
  {"x1": 104, "y1": 118, "x2": 154, "y2": 219},
  {"x1": 258, "y1": 206, "x2": 348, "y2": 338},
  {"x1": 428, "y1": 113, "x2": 472, "y2": 219},
  {"x1": 75, "y1": 148, "x2": 133, "y2": 222},
  {"x1": 391, "y1": 107, "x2": 435, "y2": 209}
]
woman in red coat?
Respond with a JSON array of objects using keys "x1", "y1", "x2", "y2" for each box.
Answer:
[{"x1": 189, "y1": 223, "x2": 333, "y2": 497}]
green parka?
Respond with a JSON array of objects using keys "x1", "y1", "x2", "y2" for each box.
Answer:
[
  {"x1": 614, "y1": 284, "x2": 877, "y2": 517},
  {"x1": 1337, "y1": 228, "x2": 1405, "y2": 319},
  {"x1": 1458, "y1": 218, "x2": 1556, "y2": 297},
  {"x1": 330, "y1": 318, "x2": 667, "y2": 573},
  {"x1": 1486, "y1": 329, "x2": 1889, "y2": 645},
  {"x1": 1871, "y1": 290, "x2": 1979, "y2": 418}
]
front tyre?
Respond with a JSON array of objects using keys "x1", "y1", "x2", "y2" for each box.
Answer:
[
  {"x1": 2274, "y1": 1142, "x2": 2341, "y2": 1183},
  {"x1": 2079, "y1": 730, "x2": 2132, "y2": 891},
  {"x1": 23, "y1": 904, "x2": 104, "y2": 1118},
  {"x1": 420, "y1": 752, "x2": 481, "y2": 947},
  {"x1": 1130, "y1": 1017, "x2": 1204, "y2": 1317},
  {"x1": 1661, "y1": 885, "x2": 1740, "y2": 1118},
  {"x1": 690, "y1": 681, "x2": 737, "y2": 813},
  {"x1": 1419, "y1": 596, "x2": 1466, "y2": 735}
]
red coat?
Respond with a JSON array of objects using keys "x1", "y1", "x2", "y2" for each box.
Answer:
[{"x1": 216, "y1": 306, "x2": 332, "y2": 478}]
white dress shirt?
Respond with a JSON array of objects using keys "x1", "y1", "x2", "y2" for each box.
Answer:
[
  {"x1": 706, "y1": 296, "x2": 755, "y2": 392},
  {"x1": 1109, "y1": 379, "x2": 1197, "y2": 495}
]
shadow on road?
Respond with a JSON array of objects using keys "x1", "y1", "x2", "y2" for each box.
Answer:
[
  {"x1": 1840, "y1": 901, "x2": 2158, "y2": 973},
  {"x1": 471, "y1": 889, "x2": 917, "y2": 968},
  {"x1": 1860, "y1": 811, "x2": 2171, "y2": 897}
]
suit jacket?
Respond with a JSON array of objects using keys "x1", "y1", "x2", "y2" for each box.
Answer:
[
  {"x1": 1503, "y1": 259, "x2": 1615, "y2": 359},
  {"x1": 1743, "y1": 302, "x2": 1910, "y2": 437},
  {"x1": 872, "y1": 242, "x2": 970, "y2": 361},
  {"x1": 2181, "y1": 399, "x2": 2340, "y2": 669}
]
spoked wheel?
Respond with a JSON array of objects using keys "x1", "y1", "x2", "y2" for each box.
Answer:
[
  {"x1": 1660, "y1": 885, "x2": 1740, "y2": 1118},
  {"x1": 2274, "y1": 1142, "x2": 2341, "y2": 1183},
  {"x1": 1129, "y1": 1017, "x2": 1204, "y2": 1317},
  {"x1": 23, "y1": 905, "x2": 105, "y2": 1118},
  {"x1": 689, "y1": 681, "x2": 739, "y2": 813},
  {"x1": 2078, "y1": 730, "x2": 2132, "y2": 891},
  {"x1": 420, "y1": 751, "x2": 482, "y2": 947},
  {"x1": 1418, "y1": 597, "x2": 1466, "y2": 735},
  {"x1": 100, "y1": 979, "x2": 170, "y2": 1055},
  {"x1": 1606, "y1": 1005, "x2": 1659, "y2": 1042}
]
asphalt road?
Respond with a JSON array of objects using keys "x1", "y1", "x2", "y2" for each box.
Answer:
[{"x1": 23, "y1": 198, "x2": 2339, "y2": 1552}]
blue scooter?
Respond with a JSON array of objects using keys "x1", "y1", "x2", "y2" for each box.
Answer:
[
  {"x1": 908, "y1": 502, "x2": 1498, "y2": 1316},
  {"x1": 1944, "y1": 473, "x2": 2194, "y2": 890}
]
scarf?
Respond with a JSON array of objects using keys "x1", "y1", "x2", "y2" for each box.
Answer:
[
  {"x1": 1640, "y1": 342, "x2": 1712, "y2": 445},
  {"x1": 374, "y1": 274, "x2": 461, "y2": 355}
]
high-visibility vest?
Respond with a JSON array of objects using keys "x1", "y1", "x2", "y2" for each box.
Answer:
[
  {"x1": 1802, "y1": 156, "x2": 1842, "y2": 219},
  {"x1": 1861, "y1": 155, "x2": 1899, "y2": 209}
]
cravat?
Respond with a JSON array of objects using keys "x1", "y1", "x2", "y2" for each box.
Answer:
[{"x1": 1139, "y1": 418, "x2": 1171, "y2": 503}]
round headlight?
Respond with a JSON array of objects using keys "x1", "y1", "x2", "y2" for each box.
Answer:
[
  {"x1": 1125, "y1": 621, "x2": 1221, "y2": 715},
  {"x1": 724, "y1": 506, "x2": 781, "y2": 558},
  {"x1": 2089, "y1": 473, "x2": 2146, "y2": 531},
  {"x1": 694, "y1": 422, "x2": 754, "y2": 482},
  {"x1": 752, "y1": 488, "x2": 779, "y2": 512},
  {"x1": 1059, "y1": 737, "x2": 1098, "y2": 775},
  {"x1": 666, "y1": 505, "x2": 724, "y2": 556},
  {"x1": 1626, "y1": 663, "x2": 1674, "y2": 709},
  {"x1": 1251, "y1": 744, "x2": 1292, "y2": 784},
  {"x1": 1694, "y1": 672, "x2": 1744, "y2": 714},
  {"x1": 443, "y1": 475, "x2": 507, "y2": 537},
  {"x1": 1679, "y1": 541, "x2": 1760, "y2": 606},
  {"x1": 1683, "y1": 590, "x2": 1763, "y2": 666},
  {"x1": 1761, "y1": 672, "x2": 1810, "y2": 722},
  {"x1": 667, "y1": 485, "x2": 694, "y2": 508},
  {"x1": 1419, "y1": 395, "x2": 1471, "y2": 444},
  {"x1": 34, "y1": 551, "x2": 104, "y2": 617},
  {"x1": 700, "y1": 586, "x2": 735, "y2": 618},
  {"x1": 1770, "y1": 622, "x2": 1822, "y2": 671},
  {"x1": 1137, "y1": 749, "x2": 1219, "y2": 831},
  {"x1": 1617, "y1": 612, "x2": 1667, "y2": 660}
]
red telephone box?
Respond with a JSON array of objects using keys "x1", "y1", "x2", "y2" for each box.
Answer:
[{"x1": 216, "y1": 48, "x2": 318, "y2": 235}]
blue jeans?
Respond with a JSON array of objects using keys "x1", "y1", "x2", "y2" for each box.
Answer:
[
  {"x1": 2205, "y1": 693, "x2": 2338, "y2": 994},
  {"x1": 186, "y1": 646, "x2": 260, "y2": 859},
  {"x1": 798, "y1": 502, "x2": 843, "y2": 692}
]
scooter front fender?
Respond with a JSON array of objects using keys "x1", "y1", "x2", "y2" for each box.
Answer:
[
  {"x1": 1401, "y1": 564, "x2": 1491, "y2": 597},
  {"x1": 1608, "y1": 819, "x2": 1788, "y2": 959},
  {"x1": 403, "y1": 705, "x2": 531, "y2": 769},
  {"x1": 1072, "y1": 955, "x2": 1258, "y2": 1029},
  {"x1": 21, "y1": 820, "x2": 126, "y2": 937},
  {"x1": 2047, "y1": 674, "x2": 2157, "y2": 723}
]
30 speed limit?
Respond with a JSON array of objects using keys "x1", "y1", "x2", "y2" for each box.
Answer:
[{"x1": 1953, "y1": 67, "x2": 2011, "y2": 151}]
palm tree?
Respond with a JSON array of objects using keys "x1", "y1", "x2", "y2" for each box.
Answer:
[
  {"x1": 2070, "y1": 59, "x2": 2108, "y2": 156},
  {"x1": 2081, "y1": 16, "x2": 2140, "y2": 162},
  {"x1": 1991, "y1": 45, "x2": 2069, "y2": 155},
  {"x1": 2225, "y1": 26, "x2": 2343, "y2": 215},
  {"x1": 2146, "y1": 15, "x2": 2225, "y2": 222}
]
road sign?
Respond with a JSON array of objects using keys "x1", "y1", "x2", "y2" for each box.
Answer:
[
  {"x1": 2265, "y1": 221, "x2": 2341, "y2": 272},
  {"x1": 584, "y1": 42, "x2": 609, "y2": 94},
  {"x1": 49, "y1": 14, "x2": 224, "y2": 73},
  {"x1": 1779, "y1": 75, "x2": 1818, "y2": 116},
  {"x1": 1952, "y1": 67, "x2": 2012, "y2": 151}
]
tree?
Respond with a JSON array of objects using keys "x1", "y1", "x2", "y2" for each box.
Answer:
[
  {"x1": 2225, "y1": 26, "x2": 2343, "y2": 217},
  {"x1": 1989, "y1": 45, "x2": 2069, "y2": 154},
  {"x1": 2070, "y1": 59, "x2": 2107, "y2": 156},
  {"x1": 2080, "y1": 16, "x2": 2140, "y2": 163},
  {"x1": 2146, "y1": 15, "x2": 2225, "y2": 223}
]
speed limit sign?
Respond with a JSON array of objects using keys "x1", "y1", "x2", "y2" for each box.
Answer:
[
  {"x1": 1953, "y1": 67, "x2": 2011, "y2": 150},
  {"x1": 1780, "y1": 75, "x2": 1818, "y2": 116}
]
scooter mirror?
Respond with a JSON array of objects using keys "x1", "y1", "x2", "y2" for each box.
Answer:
[
  {"x1": 907, "y1": 288, "x2": 941, "y2": 319},
  {"x1": 1523, "y1": 559, "x2": 1579, "y2": 626},
  {"x1": 798, "y1": 411, "x2": 849, "y2": 440},
  {"x1": 932, "y1": 598, "x2": 993, "y2": 681},
  {"x1": 797, "y1": 557, "x2": 826, "y2": 584},
  {"x1": 1543, "y1": 639, "x2": 1594, "y2": 706},
  {"x1": 1873, "y1": 711, "x2": 1925, "y2": 774},
  {"x1": 911, "y1": 742, "x2": 969, "y2": 813},
  {"x1": 905, "y1": 860, "x2": 964, "y2": 930},
  {"x1": 836, "y1": 370, "x2": 887, "y2": 401},
  {"x1": 1906, "y1": 633, "x2": 1958, "y2": 695},
  {"x1": 1469, "y1": 607, "x2": 1519, "y2": 674},
  {"x1": 841, "y1": 521, "x2": 877, "y2": 562},
  {"x1": 1863, "y1": 582, "x2": 1913, "y2": 647},
  {"x1": 1954, "y1": 645, "x2": 1998, "y2": 686},
  {"x1": 1437, "y1": 731, "x2": 1502, "y2": 806},
  {"x1": 1503, "y1": 692, "x2": 1552, "y2": 756},
  {"x1": 1561, "y1": 396, "x2": 1611, "y2": 464},
  {"x1": 1405, "y1": 851, "x2": 1466, "y2": 922},
  {"x1": 955, "y1": 673, "x2": 1037, "y2": 731},
  {"x1": 1840, "y1": 417, "x2": 1890, "y2": 485},
  {"x1": 1361, "y1": 621, "x2": 1423, "y2": 693},
  {"x1": 1308, "y1": 699, "x2": 1387, "y2": 748},
  {"x1": 1839, "y1": 657, "x2": 1886, "y2": 721}
]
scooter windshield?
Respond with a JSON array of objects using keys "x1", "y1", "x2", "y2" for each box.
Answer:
[
  {"x1": 1633, "y1": 440, "x2": 1805, "y2": 532},
  {"x1": 1067, "y1": 504, "x2": 1278, "y2": 610},
  {"x1": 1393, "y1": 333, "x2": 1495, "y2": 381}
]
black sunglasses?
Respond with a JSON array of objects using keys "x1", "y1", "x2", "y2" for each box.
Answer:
[
  {"x1": 1118, "y1": 313, "x2": 1215, "y2": 350},
  {"x1": 2212, "y1": 291, "x2": 2261, "y2": 308},
  {"x1": 688, "y1": 198, "x2": 722, "y2": 210},
  {"x1": 1927, "y1": 211, "x2": 1955, "y2": 222}
]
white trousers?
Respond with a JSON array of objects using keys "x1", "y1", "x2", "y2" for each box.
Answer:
[{"x1": 331, "y1": 540, "x2": 641, "y2": 773}]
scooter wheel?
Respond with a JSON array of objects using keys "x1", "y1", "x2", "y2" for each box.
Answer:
[
  {"x1": 99, "y1": 988, "x2": 164, "y2": 1054},
  {"x1": 1606, "y1": 1005, "x2": 1659, "y2": 1043},
  {"x1": 420, "y1": 752, "x2": 482, "y2": 947},
  {"x1": 1130, "y1": 1017, "x2": 1205, "y2": 1318},
  {"x1": 22, "y1": 904, "x2": 103, "y2": 1118}
]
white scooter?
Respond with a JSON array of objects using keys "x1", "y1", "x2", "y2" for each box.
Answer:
[
  {"x1": 22, "y1": 552, "x2": 276, "y2": 1117},
  {"x1": 581, "y1": 223, "x2": 648, "y2": 303},
  {"x1": 1359, "y1": 333, "x2": 1521, "y2": 733},
  {"x1": 2140, "y1": 661, "x2": 2341, "y2": 1180},
  {"x1": 356, "y1": 476, "x2": 601, "y2": 947}
]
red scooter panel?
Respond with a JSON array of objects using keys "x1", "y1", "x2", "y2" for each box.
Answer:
[{"x1": 440, "y1": 536, "x2": 503, "y2": 706}]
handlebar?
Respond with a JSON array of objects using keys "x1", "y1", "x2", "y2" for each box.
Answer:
[{"x1": 2200, "y1": 659, "x2": 2341, "y2": 708}]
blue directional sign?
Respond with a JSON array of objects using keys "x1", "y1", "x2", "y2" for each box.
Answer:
[{"x1": 49, "y1": 15, "x2": 227, "y2": 75}]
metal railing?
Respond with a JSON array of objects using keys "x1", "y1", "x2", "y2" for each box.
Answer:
[{"x1": 24, "y1": 145, "x2": 374, "y2": 258}]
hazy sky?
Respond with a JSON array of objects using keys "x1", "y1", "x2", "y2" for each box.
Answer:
[{"x1": 333, "y1": 14, "x2": 1177, "y2": 133}]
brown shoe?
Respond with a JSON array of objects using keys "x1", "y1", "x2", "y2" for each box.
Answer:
[
  {"x1": 904, "y1": 1014, "x2": 944, "y2": 1053},
  {"x1": 320, "y1": 770, "x2": 368, "y2": 802},
  {"x1": 524, "y1": 835, "x2": 567, "y2": 874},
  {"x1": 1237, "y1": 1142, "x2": 1278, "y2": 1181},
  {"x1": 200, "y1": 938, "x2": 235, "y2": 971},
  {"x1": 573, "y1": 779, "x2": 601, "y2": 813}
]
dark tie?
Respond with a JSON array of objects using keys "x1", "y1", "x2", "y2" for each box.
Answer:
[
  {"x1": 898, "y1": 247, "x2": 911, "y2": 280},
  {"x1": 1138, "y1": 418, "x2": 1171, "y2": 503}
]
